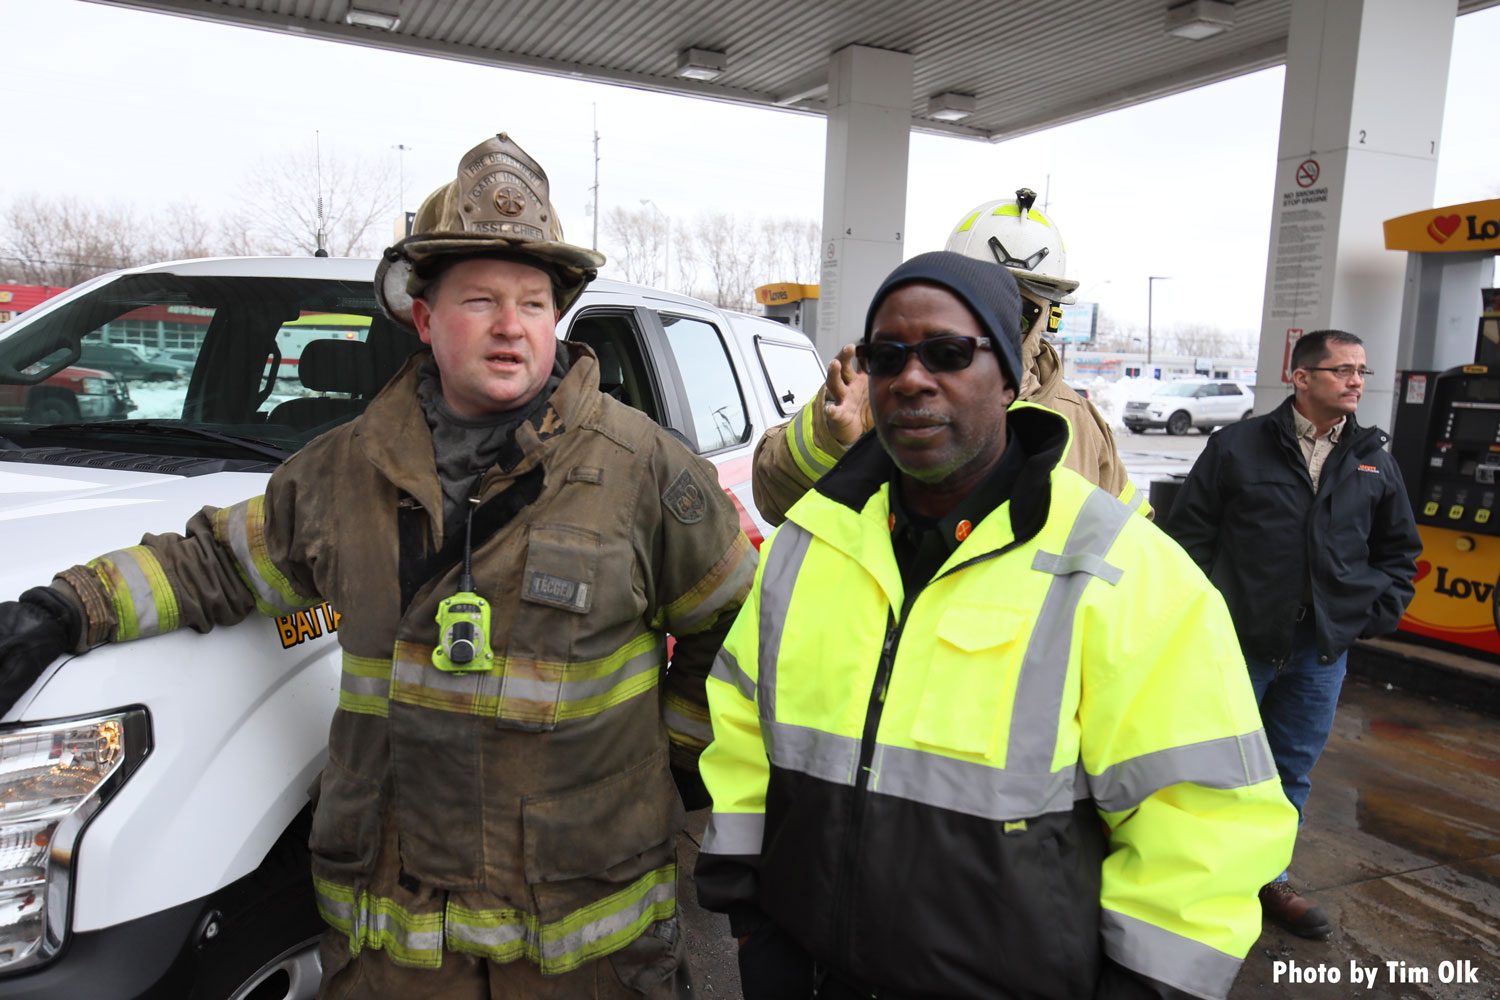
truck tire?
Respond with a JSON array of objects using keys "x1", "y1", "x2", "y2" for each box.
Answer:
[
  {"x1": 25, "y1": 389, "x2": 81, "y2": 424},
  {"x1": 187, "y1": 808, "x2": 325, "y2": 1000},
  {"x1": 1166, "y1": 411, "x2": 1191, "y2": 436}
]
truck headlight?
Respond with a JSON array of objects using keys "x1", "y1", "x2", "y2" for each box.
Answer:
[
  {"x1": 0, "y1": 710, "x2": 150, "y2": 972},
  {"x1": 77, "y1": 378, "x2": 111, "y2": 395}
]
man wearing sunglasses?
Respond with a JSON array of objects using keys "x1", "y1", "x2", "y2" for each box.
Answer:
[
  {"x1": 695, "y1": 251, "x2": 1296, "y2": 1000},
  {"x1": 1166, "y1": 330, "x2": 1420, "y2": 941},
  {"x1": 750, "y1": 188, "x2": 1146, "y2": 527}
]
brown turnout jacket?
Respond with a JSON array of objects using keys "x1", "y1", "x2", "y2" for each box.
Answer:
[{"x1": 57, "y1": 345, "x2": 754, "y2": 978}]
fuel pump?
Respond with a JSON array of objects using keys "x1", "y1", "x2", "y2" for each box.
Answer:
[{"x1": 1385, "y1": 200, "x2": 1500, "y2": 661}]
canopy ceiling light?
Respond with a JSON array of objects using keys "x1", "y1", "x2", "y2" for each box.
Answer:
[
  {"x1": 1164, "y1": 0, "x2": 1236, "y2": 39},
  {"x1": 927, "y1": 92, "x2": 977, "y2": 122},
  {"x1": 345, "y1": 0, "x2": 401, "y2": 30},
  {"x1": 675, "y1": 47, "x2": 726, "y2": 81}
]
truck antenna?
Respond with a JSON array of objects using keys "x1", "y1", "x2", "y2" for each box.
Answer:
[{"x1": 314, "y1": 130, "x2": 329, "y2": 258}]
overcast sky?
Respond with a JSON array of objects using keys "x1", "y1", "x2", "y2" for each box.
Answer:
[{"x1": 3, "y1": 0, "x2": 1497, "y2": 337}]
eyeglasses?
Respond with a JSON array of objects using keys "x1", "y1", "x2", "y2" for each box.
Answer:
[
  {"x1": 855, "y1": 336, "x2": 992, "y2": 376},
  {"x1": 1300, "y1": 365, "x2": 1374, "y2": 379}
]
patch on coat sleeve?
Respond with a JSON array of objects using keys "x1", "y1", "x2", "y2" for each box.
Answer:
[{"x1": 663, "y1": 468, "x2": 707, "y2": 525}]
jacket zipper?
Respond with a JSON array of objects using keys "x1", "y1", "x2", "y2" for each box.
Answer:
[{"x1": 833, "y1": 606, "x2": 905, "y2": 974}]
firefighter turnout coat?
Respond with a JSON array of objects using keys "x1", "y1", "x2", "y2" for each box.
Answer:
[
  {"x1": 696, "y1": 403, "x2": 1296, "y2": 1000},
  {"x1": 56, "y1": 345, "x2": 756, "y2": 977}
]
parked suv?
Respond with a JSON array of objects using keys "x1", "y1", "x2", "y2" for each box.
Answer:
[
  {"x1": 0, "y1": 256, "x2": 824, "y2": 999},
  {"x1": 1123, "y1": 379, "x2": 1254, "y2": 435},
  {"x1": 78, "y1": 342, "x2": 190, "y2": 382}
]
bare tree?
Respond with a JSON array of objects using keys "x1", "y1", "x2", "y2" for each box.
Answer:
[
  {"x1": 142, "y1": 202, "x2": 225, "y2": 262},
  {"x1": 1163, "y1": 322, "x2": 1255, "y2": 359},
  {"x1": 228, "y1": 146, "x2": 397, "y2": 257},
  {"x1": 601, "y1": 208, "x2": 819, "y2": 309},
  {"x1": 601, "y1": 206, "x2": 667, "y2": 285},
  {"x1": 0, "y1": 195, "x2": 144, "y2": 285}
]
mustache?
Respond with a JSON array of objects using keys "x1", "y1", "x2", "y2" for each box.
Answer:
[{"x1": 883, "y1": 408, "x2": 951, "y2": 427}]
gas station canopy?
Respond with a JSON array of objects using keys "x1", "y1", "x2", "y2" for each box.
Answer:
[{"x1": 90, "y1": 0, "x2": 1499, "y2": 142}]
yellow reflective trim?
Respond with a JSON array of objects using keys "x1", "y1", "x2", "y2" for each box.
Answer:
[
  {"x1": 388, "y1": 635, "x2": 664, "y2": 720},
  {"x1": 136, "y1": 548, "x2": 179, "y2": 635},
  {"x1": 955, "y1": 210, "x2": 984, "y2": 233},
  {"x1": 447, "y1": 864, "x2": 678, "y2": 974},
  {"x1": 787, "y1": 398, "x2": 838, "y2": 484},
  {"x1": 90, "y1": 557, "x2": 141, "y2": 642},
  {"x1": 989, "y1": 204, "x2": 1053, "y2": 227},
  {"x1": 664, "y1": 688, "x2": 713, "y2": 750},
  {"x1": 312, "y1": 876, "x2": 444, "y2": 968},
  {"x1": 214, "y1": 497, "x2": 317, "y2": 616},
  {"x1": 658, "y1": 533, "x2": 755, "y2": 632}
]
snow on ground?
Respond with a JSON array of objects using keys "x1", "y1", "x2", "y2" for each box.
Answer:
[
  {"x1": 125, "y1": 379, "x2": 311, "y2": 421},
  {"x1": 1080, "y1": 375, "x2": 1164, "y2": 431}
]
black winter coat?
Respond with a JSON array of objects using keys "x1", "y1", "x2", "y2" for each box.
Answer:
[{"x1": 1165, "y1": 397, "x2": 1421, "y2": 665}]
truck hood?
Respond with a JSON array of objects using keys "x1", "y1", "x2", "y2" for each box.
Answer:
[{"x1": 0, "y1": 464, "x2": 270, "y2": 595}]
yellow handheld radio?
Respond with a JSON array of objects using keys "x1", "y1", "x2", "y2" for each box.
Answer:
[{"x1": 432, "y1": 499, "x2": 493, "y2": 673}]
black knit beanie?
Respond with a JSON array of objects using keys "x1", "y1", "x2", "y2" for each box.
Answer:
[{"x1": 863, "y1": 251, "x2": 1024, "y2": 391}]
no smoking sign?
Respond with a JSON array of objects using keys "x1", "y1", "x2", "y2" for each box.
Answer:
[{"x1": 1295, "y1": 158, "x2": 1320, "y2": 188}]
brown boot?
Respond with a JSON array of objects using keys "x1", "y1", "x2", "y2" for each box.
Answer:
[{"x1": 1259, "y1": 881, "x2": 1331, "y2": 939}]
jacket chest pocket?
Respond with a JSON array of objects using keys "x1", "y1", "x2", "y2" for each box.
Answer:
[
  {"x1": 908, "y1": 606, "x2": 1026, "y2": 760},
  {"x1": 498, "y1": 524, "x2": 600, "y2": 731}
]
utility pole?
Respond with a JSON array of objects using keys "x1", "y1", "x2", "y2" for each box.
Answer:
[
  {"x1": 591, "y1": 105, "x2": 600, "y2": 251},
  {"x1": 392, "y1": 143, "x2": 412, "y2": 235}
]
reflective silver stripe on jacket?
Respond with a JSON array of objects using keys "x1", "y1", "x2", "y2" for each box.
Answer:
[
  {"x1": 792, "y1": 404, "x2": 837, "y2": 477},
  {"x1": 763, "y1": 720, "x2": 860, "y2": 786},
  {"x1": 755, "y1": 523, "x2": 815, "y2": 724},
  {"x1": 1101, "y1": 908, "x2": 1242, "y2": 1000},
  {"x1": 98, "y1": 548, "x2": 164, "y2": 638},
  {"x1": 869, "y1": 743, "x2": 1079, "y2": 820},
  {"x1": 1003, "y1": 489, "x2": 1132, "y2": 782},
  {"x1": 701, "y1": 811, "x2": 766, "y2": 856},
  {"x1": 709, "y1": 647, "x2": 756, "y2": 702},
  {"x1": 1088, "y1": 731, "x2": 1278, "y2": 814}
]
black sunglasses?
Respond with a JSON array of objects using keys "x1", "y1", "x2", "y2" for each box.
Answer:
[{"x1": 855, "y1": 336, "x2": 992, "y2": 377}]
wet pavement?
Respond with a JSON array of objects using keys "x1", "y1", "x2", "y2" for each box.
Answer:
[{"x1": 674, "y1": 675, "x2": 1500, "y2": 999}]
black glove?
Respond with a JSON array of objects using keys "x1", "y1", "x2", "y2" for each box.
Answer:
[
  {"x1": 737, "y1": 921, "x2": 816, "y2": 1000},
  {"x1": 0, "y1": 587, "x2": 82, "y2": 716}
]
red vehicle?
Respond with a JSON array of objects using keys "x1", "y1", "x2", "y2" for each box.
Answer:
[{"x1": 0, "y1": 365, "x2": 133, "y2": 423}]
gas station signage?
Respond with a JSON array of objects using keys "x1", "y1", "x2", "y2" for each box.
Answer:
[{"x1": 1384, "y1": 198, "x2": 1500, "y2": 253}]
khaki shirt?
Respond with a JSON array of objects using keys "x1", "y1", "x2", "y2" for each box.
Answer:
[{"x1": 1292, "y1": 406, "x2": 1345, "y2": 493}]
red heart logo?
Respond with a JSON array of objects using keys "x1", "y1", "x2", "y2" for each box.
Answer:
[
  {"x1": 1427, "y1": 214, "x2": 1461, "y2": 243},
  {"x1": 1413, "y1": 559, "x2": 1431, "y2": 584}
]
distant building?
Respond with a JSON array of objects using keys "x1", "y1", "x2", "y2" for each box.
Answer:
[{"x1": 0, "y1": 284, "x2": 69, "y2": 324}]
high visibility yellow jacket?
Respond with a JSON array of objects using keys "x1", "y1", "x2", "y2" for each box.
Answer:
[
  {"x1": 696, "y1": 403, "x2": 1295, "y2": 1000},
  {"x1": 750, "y1": 336, "x2": 1148, "y2": 526},
  {"x1": 56, "y1": 346, "x2": 755, "y2": 978}
]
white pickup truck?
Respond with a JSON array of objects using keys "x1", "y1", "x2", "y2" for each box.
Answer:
[{"x1": 0, "y1": 256, "x2": 823, "y2": 999}]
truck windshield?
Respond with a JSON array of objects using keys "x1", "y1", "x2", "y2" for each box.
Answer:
[{"x1": 0, "y1": 272, "x2": 418, "y2": 459}]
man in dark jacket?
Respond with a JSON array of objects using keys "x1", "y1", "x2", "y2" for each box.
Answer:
[{"x1": 1166, "y1": 329, "x2": 1421, "y2": 940}]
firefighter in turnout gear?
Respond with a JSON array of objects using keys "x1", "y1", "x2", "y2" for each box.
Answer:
[
  {"x1": 2, "y1": 134, "x2": 754, "y2": 998},
  {"x1": 751, "y1": 188, "x2": 1146, "y2": 526},
  {"x1": 696, "y1": 252, "x2": 1295, "y2": 999}
]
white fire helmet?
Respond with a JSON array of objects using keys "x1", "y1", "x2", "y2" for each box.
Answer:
[{"x1": 944, "y1": 188, "x2": 1079, "y2": 304}]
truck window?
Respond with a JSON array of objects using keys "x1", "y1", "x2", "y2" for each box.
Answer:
[
  {"x1": 755, "y1": 337, "x2": 824, "y2": 417},
  {"x1": 566, "y1": 310, "x2": 663, "y2": 423},
  {"x1": 659, "y1": 314, "x2": 748, "y2": 454}
]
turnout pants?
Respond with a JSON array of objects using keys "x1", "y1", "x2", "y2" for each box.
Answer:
[{"x1": 317, "y1": 924, "x2": 691, "y2": 1000}]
